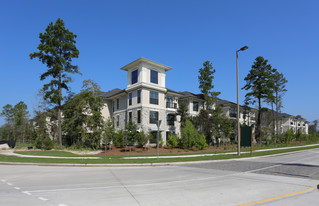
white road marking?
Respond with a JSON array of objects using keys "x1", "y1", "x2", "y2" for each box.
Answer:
[
  {"x1": 1, "y1": 179, "x2": 6, "y2": 182},
  {"x1": 58, "y1": 204, "x2": 68, "y2": 206},
  {"x1": 22, "y1": 191, "x2": 32, "y2": 196},
  {"x1": 7, "y1": 182, "x2": 13, "y2": 186},
  {"x1": 14, "y1": 187, "x2": 20, "y2": 190},
  {"x1": 38, "y1": 197, "x2": 48, "y2": 201}
]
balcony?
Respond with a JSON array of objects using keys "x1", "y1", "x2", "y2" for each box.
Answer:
[{"x1": 166, "y1": 102, "x2": 177, "y2": 109}]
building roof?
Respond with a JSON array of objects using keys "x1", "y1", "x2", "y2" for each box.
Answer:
[
  {"x1": 120, "y1": 57, "x2": 173, "y2": 71},
  {"x1": 178, "y1": 91, "x2": 205, "y2": 100},
  {"x1": 99, "y1": 88, "x2": 125, "y2": 99},
  {"x1": 166, "y1": 88, "x2": 182, "y2": 95}
]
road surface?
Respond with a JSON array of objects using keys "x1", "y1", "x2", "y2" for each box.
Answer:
[{"x1": 0, "y1": 148, "x2": 318, "y2": 206}]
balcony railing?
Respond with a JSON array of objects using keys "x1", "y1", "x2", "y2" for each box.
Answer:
[{"x1": 166, "y1": 102, "x2": 177, "y2": 109}]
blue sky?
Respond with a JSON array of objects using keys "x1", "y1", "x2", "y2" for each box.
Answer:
[{"x1": 0, "y1": 0, "x2": 318, "y2": 125}]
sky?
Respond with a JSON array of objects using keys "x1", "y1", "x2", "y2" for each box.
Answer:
[{"x1": 0, "y1": 0, "x2": 318, "y2": 125}]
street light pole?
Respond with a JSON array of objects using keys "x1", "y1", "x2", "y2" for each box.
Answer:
[
  {"x1": 156, "y1": 120, "x2": 162, "y2": 160},
  {"x1": 236, "y1": 46, "x2": 248, "y2": 156}
]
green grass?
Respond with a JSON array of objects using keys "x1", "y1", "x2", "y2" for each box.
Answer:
[
  {"x1": 14, "y1": 151, "x2": 85, "y2": 157},
  {"x1": 2, "y1": 144, "x2": 319, "y2": 164}
]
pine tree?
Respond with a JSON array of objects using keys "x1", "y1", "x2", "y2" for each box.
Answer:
[
  {"x1": 242, "y1": 56, "x2": 275, "y2": 143},
  {"x1": 198, "y1": 61, "x2": 220, "y2": 110},
  {"x1": 272, "y1": 69, "x2": 287, "y2": 138},
  {"x1": 30, "y1": 18, "x2": 80, "y2": 148}
]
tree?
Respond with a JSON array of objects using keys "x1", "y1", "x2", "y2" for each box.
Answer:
[
  {"x1": 125, "y1": 120, "x2": 139, "y2": 146},
  {"x1": 62, "y1": 80, "x2": 104, "y2": 149},
  {"x1": 242, "y1": 56, "x2": 275, "y2": 143},
  {"x1": 102, "y1": 117, "x2": 115, "y2": 153},
  {"x1": 210, "y1": 106, "x2": 235, "y2": 146},
  {"x1": 13, "y1": 101, "x2": 30, "y2": 141},
  {"x1": 271, "y1": 69, "x2": 287, "y2": 138},
  {"x1": 0, "y1": 104, "x2": 14, "y2": 139},
  {"x1": 1, "y1": 102, "x2": 30, "y2": 141},
  {"x1": 198, "y1": 61, "x2": 220, "y2": 110},
  {"x1": 309, "y1": 120, "x2": 318, "y2": 134},
  {"x1": 30, "y1": 18, "x2": 80, "y2": 148},
  {"x1": 177, "y1": 101, "x2": 189, "y2": 128},
  {"x1": 181, "y1": 119, "x2": 207, "y2": 150}
]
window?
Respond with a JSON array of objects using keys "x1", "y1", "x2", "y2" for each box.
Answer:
[
  {"x1": 150, "y1": 111, "x2": 158, "y2": 124},
  {"x1": 116, "y1": 115, "x2": 119, "y2": 127},
  {"x1": 167, "y1": 114, "x2": 176, "y2": 126},
  {"x1": 137, "y1": 110, "x2": 141, "y2": 123},
  {"x1": 193, "y1": 101, "x2": 199, "y2": 112},
  {"x1": 150, "y1": 90, "x2": 159, "y2": 105},
  {"x1": 229, "y1": 108, "x2": 237, "y2": 118},
  {"x1": 131, "y1": 69, "x2": 138, "y2": 84},
  {"x1": 129, "y1": 93, "x2": 132, "y2": 106},
  {"x1": 112, "y1": 101, "x2": 114, "y2": 112},
  {"x1": 129, "y1": 112, "x2": 132, "y2": 122},
  {"x1": 137, "y1": 90, "x2": 141, "y2": 104},
  {"x1": 116, "y1": 99, "x2": 119, "y2": 110},
  {"x1": 151, "y1": 70, "x2": 158, "y2": 84}
]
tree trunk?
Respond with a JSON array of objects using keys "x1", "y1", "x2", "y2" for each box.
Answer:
[
  {"x1": 272, "y1": 103, "x2": 275, "y2": 139},
  {"x1": 257, "y1": 97, "x2": 261, "y2": 144},
  {"x1": 275, "y1": 92, "x2": 279, "y2": 141},
  {"x1": 58, "y1": 70, "x2": 62, "y2": 148}
]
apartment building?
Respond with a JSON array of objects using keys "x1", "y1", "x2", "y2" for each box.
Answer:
[
  {"x1": 99, "y1": 58, "x2": 308, "y2": 144},
  {"x1": 100, "y1": 58, "x2": 204, "y2": 144}
]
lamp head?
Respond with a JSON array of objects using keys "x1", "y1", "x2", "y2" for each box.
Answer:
[{"x1": 239, "y1": 46, "x2": 248, "y2": 51}]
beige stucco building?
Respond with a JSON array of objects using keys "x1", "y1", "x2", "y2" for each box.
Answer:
[
  {"x1": 100, "y1": 58, "x2": 204, "y2": 144},
  {"x1": 99, "y1": 58, "x2": 308, "y2": 145}
]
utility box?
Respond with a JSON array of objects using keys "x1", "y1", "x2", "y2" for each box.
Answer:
[{"x1": 241, "y1": 125, "x2": 252, "y2": 147}]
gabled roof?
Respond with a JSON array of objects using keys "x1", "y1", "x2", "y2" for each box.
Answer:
[
  {"x1": 120, "y1": 57, "x2": 173, "y2": 71},
  {"x1": 99, "y1": 88, "x2": 125, "y2": 99}
]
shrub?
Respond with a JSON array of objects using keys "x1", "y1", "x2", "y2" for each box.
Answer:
[
  {"x1": 281, "y1": 129, "x2": 294, "y2": 143},
  {"x1": 34, "y1": 136, "x2": 42, "y2": 149},
  {"x1": 43, "y1": 136, "x2": 54, "y2": 150},
  {"x1": 137, "y1": 131, "x2": 149, "y2": 147},
  {"x1": 194, "y1": 134, "x2": 208, "y2": 150},
  {"x1": 181, "y1": 120, "x2": 196, "y2": 149},
  {"x1": 156, "y1": 137, "x2": 164, "y2": 147},
  {"x1": 69, "y1": 142, "x2": 83, "y2": 150},
  {"x1": 166, "y1": 134, "x2": 179, "y2": 148},
  {"x1": 113, "y1": 130, "x2": 125, "y2": 147},
  {"x1": 181, "y1": 120, "x2": 208, "y2": 150}
]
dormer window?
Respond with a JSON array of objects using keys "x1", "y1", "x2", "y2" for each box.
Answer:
[
  {"x1": 151, "y1": 70, "x2": 158, "y2": 84},
  {"x1": 131, "y1": 69, "x2": 138, "y2": 84}
]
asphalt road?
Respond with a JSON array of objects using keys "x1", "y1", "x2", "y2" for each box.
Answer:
[{"x1": 0, "y1": 149, "x2": 319, "y2": 206}]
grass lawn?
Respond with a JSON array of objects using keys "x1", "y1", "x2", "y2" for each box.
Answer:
[
  {"x1": 3, "y1": 144, "x2": 319, "y2": 164},
  {"x1": 14, "y1": 151, "x2": 89, "y2": 157}
]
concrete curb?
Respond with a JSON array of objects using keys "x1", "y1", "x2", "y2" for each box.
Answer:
[{"x1": 0, "y1": 147, "x2": 317, "y2": 167}]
